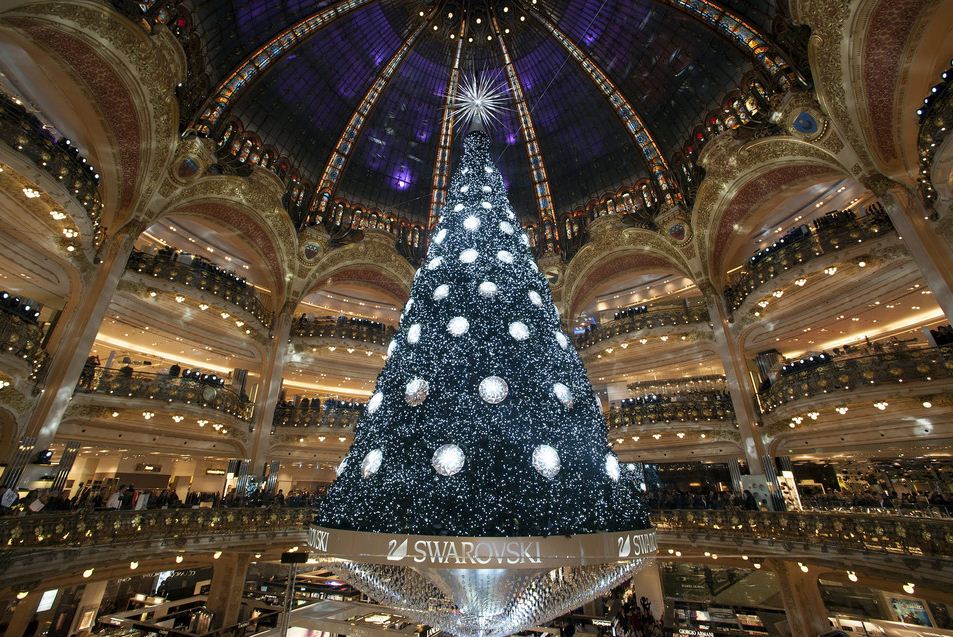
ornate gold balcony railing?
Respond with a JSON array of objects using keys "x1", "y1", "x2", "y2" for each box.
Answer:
[
  {"x1": 272, "y1": 402, "x2": 363, "y2": 429},
  {"x1": 0, "y1": 507, "x2": 310, "y2": 550},
  {"x1": 126, "y1": 250, "x2": 272, "y2": 328},
  {"x1": 75, "y1": 366, "x2": 254, "y2": 421},
  {"x1": 292, "y1": 316, "x2": 395, "y2": 348},
  {"x1": 574, "y1": 302, "x2": 710, "y2": 351},
  {"x1": 608, "y1": 392, "x2": 735, "y2": 428},
  {"x1": 0, "y1": 311, "x2": 49, "y2": 383},
  {"x1": 760, "y1": 345, "x2": 953, "y2": 413},
  {"x1": 652, "y1": 509, "x2": 953, "y2": 558},
  {"x1": 0, "y1": 92, "x2": 103, "y2": 229},
  {"x1": 724, "y1": 208, "x2": 893, "y2": 313}
]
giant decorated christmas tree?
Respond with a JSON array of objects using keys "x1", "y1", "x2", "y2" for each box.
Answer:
[{"x1": 311, "y1": 121, "x2": 654, "y2": 637}]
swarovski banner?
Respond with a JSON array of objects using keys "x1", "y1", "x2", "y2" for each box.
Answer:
[{"x1": 308, "y1": 525, "x2": 657, "y2": 569}]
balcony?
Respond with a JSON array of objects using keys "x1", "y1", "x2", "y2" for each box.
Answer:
[
  {"x1": 292, "y1": 316, "x2": 395, "y2": 351},
  {"x1": 760, "y1": 344, "x2": 953, "y2": 413},
  {"x1": 653, "y1": 508, "x2": 953, "y2": 560},
  {"x1": 126, "y1": 250, "x2": 272, "y2": 328},
  {"x1": 608, "y1": 392, "x2": 735, "y2": 429},
  {"x1": 75, "y1": 366, "x2": 253, "y2": 421},
  {"x1": 724, "y1": 207, "x2": 893, "y2": 314},
  {"x1": 0, "y1": 310, "x2": 48, "y2": 383},
  {"x1": 273, "y1": 401, "x2": 363, "y2": 430},
  {"x1": 574, "y1": 302, "x2": 711, "y2": 352},
  {"x1": 0, "y1": 91, "x2": 103, "y2": 228}
]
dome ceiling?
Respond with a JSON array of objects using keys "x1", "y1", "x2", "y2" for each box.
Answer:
[{"x1": 188, "y1": 0, "x2": 784, "y2": 223}]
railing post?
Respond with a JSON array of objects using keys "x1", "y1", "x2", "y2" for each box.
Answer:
[
  {"x1": 873, "y1": 179, "x2": 953, "y2": 321},
  {"x1": 11, "y1": 226, "x2": 139, "y2": 478},
  {"x1": 249, "y1": 303, "x2": 294, "y2": 476}
]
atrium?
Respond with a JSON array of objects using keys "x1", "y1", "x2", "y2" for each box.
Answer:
[{"x1": 1, "y1": 0, "x2": 953, "y2": 636}]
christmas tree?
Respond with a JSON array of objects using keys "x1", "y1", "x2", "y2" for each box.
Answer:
[{"x1": 318, "y1": 129, "x2": 649, "y2": 538}]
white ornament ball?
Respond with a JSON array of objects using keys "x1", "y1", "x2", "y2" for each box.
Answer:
[
  {"x1": 553, "y1": 382, "x2": 574, "y2": 409},
  {"x1": 427, "y1": 256, "x2": 443, "y2": 271},
  {"x1": 368, "y1": 392, "x2": 384, "y2": 415},
  {"x1": 433, "y1": 284, "x2": 450, "y2": 301},
  {"x1": 478, "y1": 281, "x2": 498, "y2": 298},
  {"x1": 484, "y1": 165, "x2": 494, "y2": 173},
  {"x1": 463, "y1": 167, "x2": 470, "y2": 175},
  {"x1": 528, "y1": 290, "x2": 543, "y2": 306},
  {"x1": 464, "y1": 216, "x2": 481, "y2": 231},
  {"x1": 432, "y1": 444, "x2": 465, "y2": 476},
  {"x1": 521, "y1": 233, "x2": 529, "y2": 246},
  {"x1": 434, "y1": 228, "x2": 448, "y2": 244},
  {"x1": 361, "y1": 449, "x2": 383, "y2": 478},
  {"x1": 404, "y1": 298, "x2": 414, "y2": 313},
  {"x1": 530, "y1": 261, "x2": 539, "y2": 272},
  {"x1": 479, "y1": 376, "x2": 508, "y2": 404},
  {"x1": 460, "y1": 249, "x2": 479, "y2": 264},
  {"x1": 532, "y1": 445, "x2": 561, "y2": 479},
  {"x1": 405, "y1": 377, "x2": 429, "y2": 406},
  {"x1": 497, "y1": 250, "x2": 514, "y2": 264},
  {"x1": 453, "y1": 203, "x2": 464, "y2": 212},
  {"x1": 508, "y1": 321, "x2": 530, "y2": 341},
  {"x1": 460, "y1": 184, "x2": 469, "y2": 193},
  {"x1": 605, "y1": 453, "x2": 621, "y2": 482},
  {"x1": 336, "y1": 458, "x2": 348, "y2": 476},
  {"x1": 387, "y1": 339, "x2": 397, "y2": 356},
  {"x1": 481, "y1": 185, "x2": 492, "y2": 193},
  {"x1": 481, "y1": 201, "x2": 492, "y2": 209},
  {"x1": 499, "y1": 221, "x2": 514, "y2": 235},
  {"x1": 507, "y1": 209, "x2": 515, "y2": 219},
  {"x1": 407, "y1": 323, "x2": 421, "y2": 344},
  {"x1": 555, "y1": 331, "x2": 569, "y2": 350},
  {"x1": 447, "y1": 316, "x2": 470, "y2": 337}
]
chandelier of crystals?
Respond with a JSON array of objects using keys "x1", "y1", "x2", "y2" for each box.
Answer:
[{"x1": 310, "y1": 123, "x2": 655, "y2": 637}]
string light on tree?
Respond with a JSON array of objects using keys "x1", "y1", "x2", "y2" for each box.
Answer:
[{"x1": 313, "y1": 125, "x2": 652, "y2": 637}]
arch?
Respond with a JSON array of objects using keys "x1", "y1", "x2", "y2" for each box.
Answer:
[
  {"x1": 0, "y1": 1, "x2": 184, "y2": 223},
  {"x1": 690, "y1": 137, "x2": 851, "y2": 283},
  {"x1": 562, "y1": 222, "x2": 695, "y2": 321},
  {"x1": 159, "y1": 173, "x2": 299, "y2": 302}
]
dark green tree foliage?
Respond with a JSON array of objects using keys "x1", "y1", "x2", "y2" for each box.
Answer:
[{"x1": 319, "y1": 131, "x2": 649, "y2": 537}]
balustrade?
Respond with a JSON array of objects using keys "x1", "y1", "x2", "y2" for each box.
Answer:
[
  {"x1": 292, "y1": 316, "x2": 395, "y2": 347},
  {"x1": 761, "y1": 344, "x2": 953, "y2": 413},
  {"x1": 272, "y1": 402, "x2": 363, "y2": 429},
  {"x1": 575, "y1": 302, "x2": 710, "y2": 351},
  {"x1": 608, "y1": 392, "x2": 734, "y2": 428},
  {"x1": 0, "y1": 507, "x2": 310, "y2": 550},
  {"x1": 127, "y1": 250, "x2": 272, "y2": 327},
  {"x1": 0, "y1": 311, "x2": 49, "y2": 382},
  {"x1": 0, "y1": 92, "x2": 103, "y2": 229},
  {"x1": 75, "y1": 366, "x2": 253, "y2": 421},
  {"x1": 652, "y1": 509, "x2": 953, "y2": 558},
  {"x1": 724, "y1": 207, "x2": 893, "y2": 313}
]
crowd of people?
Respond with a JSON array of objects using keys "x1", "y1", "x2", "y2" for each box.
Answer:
[
  {"x1": 133, "y1": 244, "x2": 250, "y2": 289},
  {"x1": 645, "y1": 488, "x2": 763, "y2": 511},
  {"x1": 803, "y1": 489, "x2": 953, "y2": 515},
  {"x1": 0, "y1": 290, "x2": 41, "y2": 323},
  {"x1": 932, "y1": 324, "x2": 953, "y2": 347}
]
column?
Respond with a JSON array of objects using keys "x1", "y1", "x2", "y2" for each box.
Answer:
[
  {"x1": 68, "y1": 580, "x2": 107, "y2": 636},
  {"x1": 727, "y1": 458, "x2": 743, "y2": 492},
  {"x1": 19, "y1": 227, "x2": 139, "y2": 458},
  {"x1": 248, "y1": 304, "x2": 294, "y2": 476},
  {"x1": 206, "y1": 552, "x2": 252, "y2": 629},
  {"x1": 876, "y1": 181, "x2": 953, "y2": 320},
  {"x1": 705, "y1": 290, "x2": 767, "y2": 474},
  {"x1": 50, "y1": 441, "x2": 80, "y2": 494},
  {"x1": 264, "y1": 460, "x2": 280, "y2": 495},
  {"x1": 772, "y1": 561, "x2": 831, "y2": 637},
  {"x1": 3, "y1": 591, "x2": 41, "y2": 637},
  {"x1": 629, "y1": 562, "x2": 665, "y2": 620}
]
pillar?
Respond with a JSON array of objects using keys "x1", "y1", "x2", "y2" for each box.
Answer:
[
  {"x1": 206, "y1": 552, "x2": 252, "y2": 629},
  {"x1": 18, "y1": 227, "x2": 139, "y2": 460},
  {"x1": 50, "y1": 440, "x2": 80, "y2": 494},
  {"x1": 629, "y1": 562, "x2": 665, "y2": 620},
  {"x1": 3, "y1": 591, "x2": 42, "y2": 637},
  {"x1": 68, "y1": 580, "x2": 107, "y2": 637},
  {"x1": 248, "y1": 305, "x2": 294, "y2": 476},
  {"x1": 772, "y1": 561, "x2": 831, "y2": 637},
  {"x1": 704, "y1": 290, "x2": 767, "y2": 474},
  {"x1": 876, "y1": 181, "x2": 953, "y2": 321}
]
